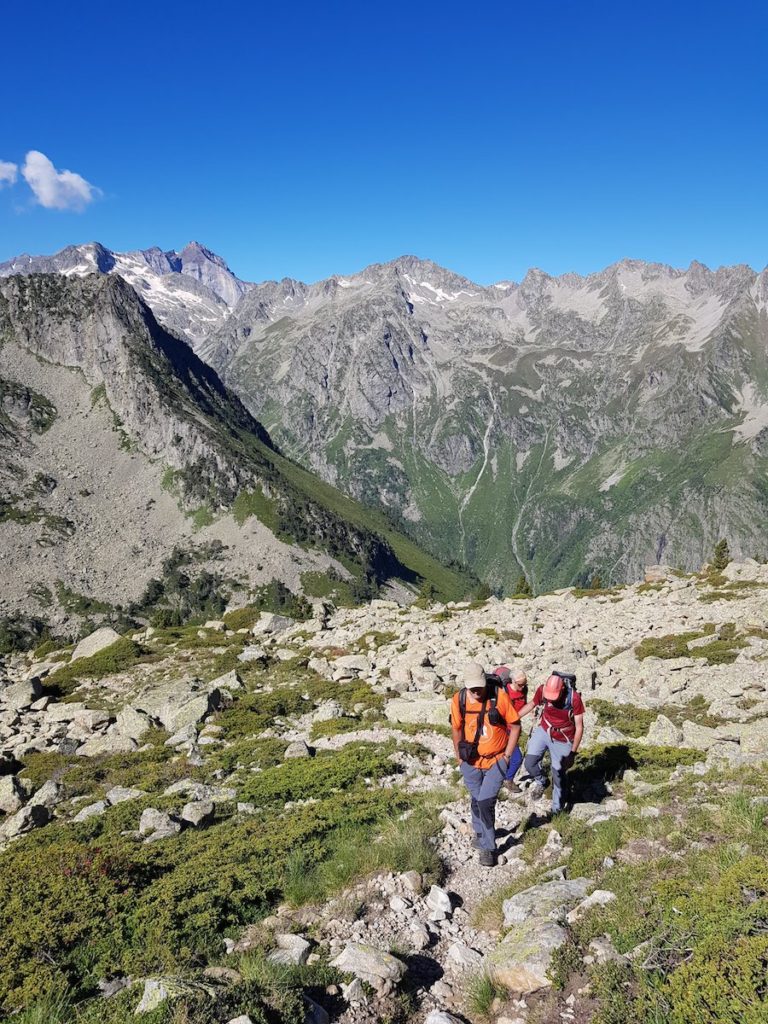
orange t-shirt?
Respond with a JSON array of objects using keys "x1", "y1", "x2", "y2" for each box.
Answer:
[{"x1": 450, "y1": 688, "x2": 520, "y2": 769}]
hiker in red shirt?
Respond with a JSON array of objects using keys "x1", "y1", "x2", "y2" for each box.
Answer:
[
  {"x1": 518, "y1": 671, "x2": 585, "y2": 814},
  {"x1": 450, "y1": 662, "x2": 521, "y2": 867}
]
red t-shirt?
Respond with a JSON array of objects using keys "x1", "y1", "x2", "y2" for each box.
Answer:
[{"x1": 532, "y1": 685, "x2": 585, "y2": 740}]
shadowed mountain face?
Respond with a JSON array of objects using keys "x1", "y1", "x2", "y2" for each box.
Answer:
[
  {"x1": 4, "y1": 246, "x2": 768, "y2": 592},
  {"x1": 0, "y1": 273, "x2": 475, "y2": 628}
]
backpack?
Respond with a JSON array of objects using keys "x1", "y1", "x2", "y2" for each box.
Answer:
[{"x1": 538, "y1": 671, "x2": 578, "y2": 736}]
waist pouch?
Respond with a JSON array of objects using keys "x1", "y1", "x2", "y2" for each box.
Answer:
[{"x1": 458, "y1": 739, "x2": 480, "y2": 764}]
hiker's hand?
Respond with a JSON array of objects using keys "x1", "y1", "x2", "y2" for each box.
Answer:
[{"x1": 563, "y1": 751, "x2": 576, "y2": 770}]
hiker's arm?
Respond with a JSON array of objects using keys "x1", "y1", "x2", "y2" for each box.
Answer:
[
  {"x1": 504, "y1": 721, "x2": 521, "y2": 757},
  {"x1": 571, "y1": 714, "x2": 584, "y2": 754},
  {"x1": 516, "y1": 700, "x2": 536, "y2": 719},
  {"x1": 452, "y1": 726, "x2": 463, "y2": 761}
]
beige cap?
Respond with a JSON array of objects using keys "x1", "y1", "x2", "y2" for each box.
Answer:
[{"x1": 463, "y1": 662, "x2": 486, "y2": 688}]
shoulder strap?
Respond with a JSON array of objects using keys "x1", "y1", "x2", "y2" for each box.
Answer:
[{"x1": 458, "y1": 688, "x2": 489, "y2": 744}]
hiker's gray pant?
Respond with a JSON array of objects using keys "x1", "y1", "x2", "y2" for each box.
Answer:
[
  {"x1": 524, "y1": 726, "x2": 572, "y2": 813},
  {"x1": 459, "y1": 759, "x2": 507, "y2": 851}
]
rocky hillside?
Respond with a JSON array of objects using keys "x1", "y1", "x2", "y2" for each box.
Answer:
[
  {"x1": 0, "y1": 273, "x2": 474, "y2": 643},
  {"x1": 203, "y1": 256, "x2": 768, "y2": 594},
  {"x1": 5, "y1": 246, "x2": 768, "y2": 595},
  {"x1": 2, "y1": 559, "x2": 768, "y2": 1023}
]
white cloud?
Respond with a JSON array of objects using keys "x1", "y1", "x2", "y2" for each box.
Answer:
[
  {"x1": 0, "y1": 161, "x2": 18, "y2": 188},
  {"x1": 21, "y1": 150, "x2": 100, "y2": 211}
]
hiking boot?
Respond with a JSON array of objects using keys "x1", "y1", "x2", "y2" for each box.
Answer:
[
  {"x1": 478, "y1": 849, "x2": 496, "y2": 867},
  {"x1": 505, "y1": 779, "x2": 521, "y2": 794},
  {"x1": 471, "y1": 834, "x2": 482, "y2": 849}
]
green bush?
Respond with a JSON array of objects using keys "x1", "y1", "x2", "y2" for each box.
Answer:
[{"x1": 44, "y1": 637, "x2": 148, "y2": 693}]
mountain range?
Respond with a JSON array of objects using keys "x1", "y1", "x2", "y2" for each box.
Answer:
[{"x1": 2, "y1": 242, "x2": 768, "y2": 597}]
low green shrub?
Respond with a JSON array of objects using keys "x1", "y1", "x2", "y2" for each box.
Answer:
[{"x1": 44, "y1": 637, "x2": 150, "y2": 693}]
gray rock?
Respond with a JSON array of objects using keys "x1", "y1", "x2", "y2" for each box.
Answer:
[
  {"x1": 284, "y1": 740, "x2": 311, "y2": 759},
  {"x1": 566, "y1": 889, "x2": 617, "y2": 924},
  {"x1": 2, "y1": 678, "x2": 42, "y2": 711},
  {"x1": 180, "y1": 800, "x2": 215, "y2": 828},
  {"x1": 426, "y1": 884, "x2": 453, "y2": 915},
  {"x1": 114, "y1": 705, "x2": 154, "y2": 742},
  {"x1": 163, "y1": 779, "x2": 236, "y2": 802},
  {"x1": 268, "y1": 933, "x2": 312, "y2": 965},
  {"x1": 330, "y1": 942, "x2": 406, "y2": 993},
  {"x1": 237, "y1": 646, "x2": 267, "y2": 664},
  {"x1": 139, "y1": 808, "x2": 180, "y2": 840},
  {"x1": 134, "y1": 978, "x2": 170, "y2": 1013},
  {"x1": 486, "y1": 919, "x2": 568, "y2": 992},
  {"x1": 70, "y1": 627, "x2": 122, "y2": 663},
  {"x1": 384, "y1": 694, "x2": 447, "y2": 726},
  {"x1": 73, "y1": 800, "x2": 107, "y2": 823},
  {"x1": 30, "y1": 779, "x2": 64, "y2": 809},
  {"x1": 136, "y1": 683, "x2": 222, "y2": 734},
  {"x1": 425, "y1": 1013, "x2": 464, "y2": 1024},
  {"x1": 251, "y1": 612, "x2": 295, "y2": 635},
  {"x1": 645, "y1": 714, "x2": 683, "y2": 746},
  {"x1": 106, "y1": 786, "x2": 146, "y2": 805},
  {"x1": 77, "y1": 731, "x2": 137, "y2": 757},
  {"x1": 0, "y1": 775, "x2": 26, "y2": 814},
  {"x1": 445, "y1": 941, "x2": 483, "y2": 970},
  {"x1": 0, "y1": 802, "x2": 50, "y2": 840},
  {"x1": 209, "y1": 669, "x2": 243, "y2": 691},
  {"x1": 164, "y1": 723, "x2": 198, "y2": 747},
  {"x1": 226, "y1": 1017, "x2": 254, "y2": 1024},
  {"x1": 502, "y1": 877, "x2": 592, "y2": 927}
]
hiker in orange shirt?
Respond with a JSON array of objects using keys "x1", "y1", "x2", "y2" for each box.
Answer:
[{"x1": 450, "y1": 662, "x2": 521, "y2": 866}]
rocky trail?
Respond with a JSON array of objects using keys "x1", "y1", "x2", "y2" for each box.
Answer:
[{"x1": 2, "y1": 560, "x2": 768, "y2": 1022}]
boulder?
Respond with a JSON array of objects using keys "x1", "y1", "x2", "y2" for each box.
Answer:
[
  {"x1": 2, "y1": 678, "x2": 42, "y2": 711},
  {"x1": 268, "y1": 933, "x2": 312, "y2": 965},
  {"x1": 180, "y1": 801, "x2": 215, "y2": 828},
  {"x1": 73, "y1": 800, "x2": 107, "y2": 823},
  {"x1": 139, "y1": 808, "x2": 181, "y2": 842},
  {"x1": 135, "y1": 682, "x2": 222, "y2": 733},
  {"x1": 284, "y1": 740, "x2": 311, "y2": 759},
  {"x1": 645, "y1": 714, "x2": 683, "y2": 746},
  {"x1": 384, "y1": 693, "x2": 447, "y2": 727},
  {"x1": 425, "y1": 1013, "x2": 464, "y2": 1024},
  {"x1": 70, "y1": 627, "x2": 121, "y2": 663},
  {"x1": 251, "y1": 613, "x2": 295, "y2": 636},
  {"x1": 502, "y1": 877, "x2": 592, "y2": 928},
  {"x1": 237, "y1": 647, "x2": 268, "y2": 664},
  {"x1": 30, "y1": 780, "x2": 64, "y2": 809},
  {"x1": 106, "y1": 786, "x2": 145, "y2": 805},
  {"x1": 77, "y1": 731, "x2": 138, "y2": 757},
  {"x1": 681, "y1": 720, "x2": 720, "y2": 751},
  {"x1": 486, "y1": 918, "x2": 568, "y2": 992},
  {"x1": 0, "y1": 775, "x2": 26, "y2": 814},
  {"x1": 566, "y1": 889, "x2": 616, "y2": 924},
  {"x1": 333, "y1": 655, "x2": 371, "y2": 677},
  {"x1": 114, "y1": 705, "x2": 154, "y2": 742},
  {"x1": 0, "y1": 802, "x2": 50, "y2": 841},
  {"x1": 331, "y1": 942, "x2": 405, "y2": 993},
  {"x1": 445, "y1": 941, "x2": 483, "y2": 970},
  {"x1": 209, "y1": 669, "x2": 243, "y2": 691},
  {"x1": 739, "y1": 718, "x2": 768, "y2": 757},
  {"x1": 312, "y1": 700, "x2": 344, "y2": 722}
]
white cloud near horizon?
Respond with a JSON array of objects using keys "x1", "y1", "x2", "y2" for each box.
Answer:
[
  {"x1": 0, "y1": 161, "x2": 18, "y2": 188},
  {"x1": 21, "y1": 150, "x2": 100, "y2": 211}
]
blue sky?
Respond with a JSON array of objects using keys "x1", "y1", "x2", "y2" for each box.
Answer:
[{"x1": 1, "y1": 0, "x2": 766, "y2": 284}]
